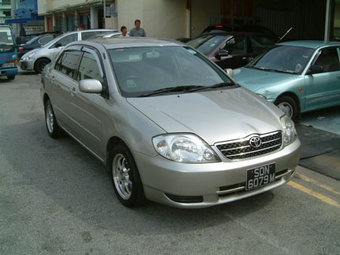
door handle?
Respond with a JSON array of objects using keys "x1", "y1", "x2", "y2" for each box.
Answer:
[{"x1": 71, "y1": 87, "x2": 76, "y2": 97}]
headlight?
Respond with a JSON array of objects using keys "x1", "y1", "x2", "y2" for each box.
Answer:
[
  {"x1": 281, "y1": 115, "x2": 297, "y2": 146},
  {"x1": 152, "y1": 134, "x2": 220, "y2": 163},
  {"x1": 23, "y1": 52, "x2": 36, "y2": 60},
  {"x1": 3, "y1": 62, "x2": 16, "y2": 68}
]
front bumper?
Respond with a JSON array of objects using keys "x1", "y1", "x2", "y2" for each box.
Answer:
[
  {"x1": 0, "y1": 67, "x2": 18, "y2": 76},
  {"x1": 134, "y1": 138, "x2": 301, "y2": 208},
  {"x1": 19, "y1": 59, "x2": 35, "y2": 71}
]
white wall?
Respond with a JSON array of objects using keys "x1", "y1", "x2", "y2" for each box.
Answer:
[
  {"x1": 38, "y1": 0, "x2": 83, "y2": 14},
  {"x1": 117, "y1": 0, "x2": 187, "y2": 39},
  {"x1": 190, "y1": 1, "x2": 220, "y2": 38}
]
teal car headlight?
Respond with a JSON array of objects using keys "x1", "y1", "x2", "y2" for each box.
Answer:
[
  {"x1": 153, "y1": 134, "x2": 220, "y2": 163},
  {"x1": 281, "y1": 115, "x2": 297, "y2": 146}
]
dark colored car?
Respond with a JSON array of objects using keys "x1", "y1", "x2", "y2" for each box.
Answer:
[
  {"x1": 187, "y1": 32, "x2": 275, "y2": 69},
  {"x1": 201, "y1": 24, "x2": 280, "y2": 42},
  {"x1": 18, "y1": 33, "x2": 58, "y2": 59}
]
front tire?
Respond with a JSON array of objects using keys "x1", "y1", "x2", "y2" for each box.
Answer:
[
  {"x1": 274, "y1": 96, "x2": 299, "y2": 121},
  {"x1": 108, "y1": 144, "x2": 145, "y2": 207},
  {"x1": 35, "y1": 58, "x2": 50, "y2": 74},
  {"x1": 7, "y1": 75, "x2": 15, "y2": 80},
  {"x1": 44, "y1": 99, "x2": 62, "y2": 138}
]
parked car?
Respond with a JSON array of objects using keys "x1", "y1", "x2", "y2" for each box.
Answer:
[
  {"x1": 41, "y1": 37, "x2": 300, "y2": 209},
  {"x1": 16, "y1": 31, "x2": 61, "y2": 45},
  {"x1": 89, "y1": 31, "x2": 130, "y2": 39},
  {"x1": 187, "y1": 32, "x2": 275, "y2": 69},
  {"x1": 20, "y1": 29, "x2": 117, "y2": 73},
  {"x1": 201, "y1": 24, "x2": 280, "y2": 42},
  {"x1": 18, "y1": 33, "x2": 57, "y2": 59},
  {"x1": 230, "y1": 40, "x2": 340, "y2": 121}
]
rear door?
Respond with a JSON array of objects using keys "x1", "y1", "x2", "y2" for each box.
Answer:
[{"x1": 48, "y1": 45, "x2": 83, "y2": 134}]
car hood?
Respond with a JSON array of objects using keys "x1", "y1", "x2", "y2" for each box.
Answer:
[
  {"x1": 22, "y1": 48, "x2": 40, "y2": 56},
  {"x1": 233, "y1": 67, "x2": 299, "y2": 92},
  {"x1": 127, "y1": 88, "x2": 284, "y2": 144}
]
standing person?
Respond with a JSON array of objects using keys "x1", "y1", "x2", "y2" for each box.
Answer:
[
  {"x1": 120, "y1": 26, "x2": 129, "y2": 37},
  {"x1": 129, "y1": 19, "x2": 146, "y2": 37}
]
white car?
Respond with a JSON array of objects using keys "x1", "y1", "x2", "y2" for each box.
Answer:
[{"x1": 19, "y1": 29, "x2": 117, "y2": 73}]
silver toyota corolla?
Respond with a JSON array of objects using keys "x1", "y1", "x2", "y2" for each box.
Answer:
[{"x1": 40, "y1": 37, "x2": 301, "y2": 209}]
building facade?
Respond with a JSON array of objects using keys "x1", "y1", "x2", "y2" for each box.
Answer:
[
  {"x1": 0, "y1": 0, "x2": 12, "y2": 24},
  {"x1": 37, "y1": 0, "x2": 339, "y2": 41}
]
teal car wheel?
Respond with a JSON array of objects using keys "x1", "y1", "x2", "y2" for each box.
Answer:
[{"x1": 275, "y1": 96, "x2": 298, "y2": 121}]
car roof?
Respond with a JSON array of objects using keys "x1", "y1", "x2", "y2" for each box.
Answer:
[
  {"x1": 85, "y1": 37, "x2": 185, "y2": 48},
  {"x1": 201, "y1": 24, "x2": 279, "y2": 38},
  {"x1": 277, "y1": 40, "x2": 340, "y2": 49}
]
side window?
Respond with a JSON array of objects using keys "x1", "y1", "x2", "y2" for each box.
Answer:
[
  {"x1": 55, "y1": 50, "x2": 82, "y2": 79},
  {"x1": 81, "y1": 32, "x2": 96, "y2": 40},
  {"x1": 221, "y1": 36, "x2": 246, "y2": 55},
  {"x1": 77, "y1": 51, "x2": 104, "y2": 83},
  {"x1": 314, "y1": 47, "x2": 340, "y2": 72},
  {"x1": 54, "y1": 34, "x2": 77, "y2": 47}
]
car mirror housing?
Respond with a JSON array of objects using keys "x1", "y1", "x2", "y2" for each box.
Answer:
[
  {"x1": 308, "y1": 65, "x2": 324, "y2": 74},
  {"x1": 225, "y1": 68, "x2": 234, "y2": 77},
  {"x1": 79, "y1": 79, "x2": 103, "y2": 93},
  {"x1": 215, "y1": 49, "x2": 229, "y2": 60}
]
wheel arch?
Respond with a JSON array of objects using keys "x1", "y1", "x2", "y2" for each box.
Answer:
[
  {"x1": 274, "y1": 92, "x2": 301, "y2": 119},
  {"x1": 34, "y1": 57, "x2": 52, "y2": 72},
  {"x1": 105, "y1": 136, "x2": 129, "y2": 168}
]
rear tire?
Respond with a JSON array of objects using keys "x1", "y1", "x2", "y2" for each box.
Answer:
[
  {"x1": 44, "y1": 99, "x2": 62, "y2": 138},
  {"x1": 108, "y1": 144, "x2": 145, "y2": 207},
  {"x1": 35, "y1": 58, "x2": 50, "y2": 74},
  {"x1": 274, "y1": 96, "x2": 299, "y2": 121}
]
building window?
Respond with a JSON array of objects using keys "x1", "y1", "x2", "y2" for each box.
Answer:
[{"x1": 3, "y1": 11, "x2": 11, "y2": 17}]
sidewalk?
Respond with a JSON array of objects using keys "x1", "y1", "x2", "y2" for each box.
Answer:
[{"x1": 296, "y1": 123, "x2": 340, "y2": 181}]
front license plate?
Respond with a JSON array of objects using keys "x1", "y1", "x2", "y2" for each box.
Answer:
[{"x1": 246, "y1": 163, "x2": 275, "y2": 190}]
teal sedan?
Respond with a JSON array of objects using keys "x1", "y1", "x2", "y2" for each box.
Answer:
[{"x1": 231, "y1": 40, "x2": 340, "y2": 120}]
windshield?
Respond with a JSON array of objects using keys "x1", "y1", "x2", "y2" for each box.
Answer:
[
  {"x1": 108, "y1": 46, "x2": 236, "y2": 97},
  {"x1": 187, "y1": 34, "x2": 230, "y2": 55},
  {"x1": 0, "y1": 27, "x2": 15, "y2": 46},
  {"x1": 247, "y1": 45, "x2": 314, "y2": 74}
]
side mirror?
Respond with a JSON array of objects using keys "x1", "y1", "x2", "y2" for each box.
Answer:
[
  {"x1": 225, "y1": 68, "x2": 234, "y2": 77},
  {"x1": 79, "y1": 79, "x2": 103, "y2": 93},
  {"x1": 215, "y1": 49, "x2": 229, "y2": 60},
  {"x1": 308, "y1": 65, "x2": 324, "y2": 74}
]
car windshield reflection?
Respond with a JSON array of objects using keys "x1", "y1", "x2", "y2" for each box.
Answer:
[
  {"x1": 248, "y1": 45, "x2": 314, "y2": 74},
  {"x1": 109, "y1": 46, "x2": 234, "y2": 97}
]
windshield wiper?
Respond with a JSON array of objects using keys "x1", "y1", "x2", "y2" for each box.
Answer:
[
  {"x1": 275, "y1": 69, "x2": 298, "y2": 74},
  {"x1": 139, "y1": 83, "x2": 234, "y2": 97},
  {"x1": 188, "y1": 82, "x2": 235, "y2": 92},
  {"x1": 252, "y1": 66, "x2": 272, "y2": 71},
  {"x1": 139, "y1": 85, "x2": 205, "y2": 97}
]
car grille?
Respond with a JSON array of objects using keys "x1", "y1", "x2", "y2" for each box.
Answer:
[{"x1": 216, "y1": 131, "x2": 282, "y2": 160}]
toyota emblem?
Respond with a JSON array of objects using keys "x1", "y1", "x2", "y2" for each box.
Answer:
[{"x1": 249, "y1": 136, "x2": 262, "y2": 148}]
